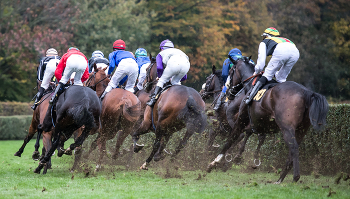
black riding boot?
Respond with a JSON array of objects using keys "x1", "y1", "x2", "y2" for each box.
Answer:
[
  {"x1": 49, "y1": 82, "x2": 65, "y2": 105},
  {"x1": 146, "y1": 86, "x2": 162, "y2": 107},
  {"x1": 31, "y1": 87, "x2": 45, "y2": 110},
  {"x1": 133, "y1": 87, "x2": 139, "y2": 94},
  {"x1": 213, "y1": 92, "x2": 225, "y2": 111},
  {"x1": 245, "y1": 76, "x2": 267, "y2": 105}
]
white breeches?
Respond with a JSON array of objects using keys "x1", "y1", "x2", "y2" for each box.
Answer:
[
  {"x1": 60, "y1": 54, "x2": 88, "y2": 86},
  {"x1": 108, "y1": 58, "x2": 138, "y2": 92},
  {"x1": 156, "y1": 54, "x2": 190, "y2": 88},
  {"x1": 91, "y1": 63, "x2": 109, "y2": 75},
  {"x1": 263, "y1": 42, "x2": 300, "y2": 82},
  {"x1": 41, "y1": 59, "x2": 59, "y2": 89},
  {"x1": 137, "y1": 63, "x2": 150, "y2": 90}
]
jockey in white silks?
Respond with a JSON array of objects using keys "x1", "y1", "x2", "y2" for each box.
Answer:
[
  {"x1": 100, "y1": 39, "x2": 138, "y2": 100},
  {"x1": 88, "y1": 50, "x2": 110, "y2": 75},
  {"x1": 31, "y1": 48, "x2": 61, "y2": 110},
  {"x1": 134, "y1": 48, "x2": 151, "y2": 94},
  {"x1": 245, "y1": 27, "x2": 300, "y2": 104},
  {"x1": 146, "y1": 39, "x2": 189, "y2": 107}
]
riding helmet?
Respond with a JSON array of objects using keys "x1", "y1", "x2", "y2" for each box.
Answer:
[
  {"x1": 159, "y1": 39, "x2": 174, "y2": 50},
  {"x1": 46, "y1": 48, "x2": 58, "y2": 56},
  {"x1": 92, "y1": 50, "x2": 104, "y2": 58},
  {"x1": 68, "y1": 47, "x2": 79, "y2": 52},
  {"x1": 113, "y1": 39, "x2": 126, "y2": 50},
  {"x1": 262, "y1": 27, "x2": 280, "y2": 37},
  {"x1": 135, "y1": 48, "x2": 147, "y2": 57}
]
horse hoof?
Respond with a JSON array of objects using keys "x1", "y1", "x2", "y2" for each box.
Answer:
[
  {"x1": 14, "y1": 151, "x2": 22, "y2": 157},
  {"x1": 32, "y1": 151, "x2": 40, "y2": 160},
  {"x1": 33, "y1": 168, "x2": 41, "y2": 174},
  {"x1": 64, "y1": 148, "x2": 73, "y2": 156},
  {"x1": 134, "y1": 144, "x2": 144, "y2": 153},
  {"x1": 140, "y1": 162, "x2": 148, "y2": 170}
]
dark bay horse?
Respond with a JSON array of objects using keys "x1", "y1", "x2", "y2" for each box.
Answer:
[
  {"x1": 85, "y1": 65, "x2": 141, "y2": 170},
  {"x1": 200, "y1": 65, "x2": 258, "y2": 169},
  {"x1": 132, "y1": 58, "x2": 207, "y2": 170},
  {"x1": 33, "y1": 85, "x2": 101, "y2": 174},
  {"x1": 207, "y1": 57, "x2": 329, "y2": 183}
]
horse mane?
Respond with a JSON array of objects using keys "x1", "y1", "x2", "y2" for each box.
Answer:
[{"x1": 213, "y1": 69, "x2": 224, "y2": 86}]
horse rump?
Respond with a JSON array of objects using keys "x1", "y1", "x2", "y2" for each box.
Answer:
[
  {"x1": 123, "y1": 99, "x2": 142, "y2": 122},
  {"x1": 67, "y1": 104, "x2": 97, "y2": 129},
  {"x1": 179, "y1": 95, "x2": 207, "y2": 134}
]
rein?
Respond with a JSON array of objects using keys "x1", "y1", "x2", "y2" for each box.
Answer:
[{"x1": 86, "y1": 72, "x2": 109, "y2": 89}]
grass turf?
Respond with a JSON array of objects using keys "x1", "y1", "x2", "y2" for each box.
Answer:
[{"x1": 0, "y1": 140, "x2": 349, "y2": 199}]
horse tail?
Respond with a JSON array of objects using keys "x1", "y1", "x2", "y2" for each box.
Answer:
[
  {"x1": 67, "y1": 103, "x2": 96, "y2": 129},
  {"x1": 304, "y1": 90, "x2": 329, "y2": 131},
  {"x1": 180, "y1": 96, "x2": 207, "y2": 134},
  {"x1": 123, "y1": 98, "x2": 142, "y2": 122}
]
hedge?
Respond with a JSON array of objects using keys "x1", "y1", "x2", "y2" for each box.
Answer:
[
  {"x1": 0, "y1": 115, "x2": 32, "y2": 140},
  {"x1": 1, "y1": 104, "x2": 349, "y2": 175},
  {"x1": 0, "y1": 102, "x2": 33, "y2": 116}
]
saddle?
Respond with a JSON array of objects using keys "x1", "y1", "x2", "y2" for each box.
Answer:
[
  {"x1": 154, "y1": 83, "x2": 172, "y2": 101},
  {"x1": 253, "y1": 79, "x2": 278, "y2": 102}
]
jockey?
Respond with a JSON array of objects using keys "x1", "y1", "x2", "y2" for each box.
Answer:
[
  {"x1": 100, "y1": 39, "x2": 138, "y2": 100},
  {"x1": 89, "y1": 50, "x2": 109, "y2": 75},
  {"x1": 245, "y1": 27, "x2": 300, "y2": 104},
  {"x1": 146, "y1": 39, "x2": 189, "y2": 107},
  {"x1": 31, "y1": 48, "x2": 61, "y2": 110},
  {"x1": 213, "y1": 48, "x2": 254, "y2": 110},
  {"x1": 134, "y1": 48, "x2": 151, "y2": 94},
  {"x1": 50, "y1": 47, "x2": 89, "y2": 104}
]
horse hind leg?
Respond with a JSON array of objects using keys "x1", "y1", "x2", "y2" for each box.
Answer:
[
  {"x1": 140, "y1": 132, "x2": 163, "y2": 170},
  {"x1": 154, "y1": 133, "x2": 172, "y2": 162},
  {"x1": 112, "y1": 129, "x2": 131, "y2": 160},
  {"x1": 275, "y1": 128, "x2": 300, "y2": 184}
]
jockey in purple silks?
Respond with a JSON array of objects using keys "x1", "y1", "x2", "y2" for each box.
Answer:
[{"x1": 147, "y1": 39, "x2": 189, "y2": 107}]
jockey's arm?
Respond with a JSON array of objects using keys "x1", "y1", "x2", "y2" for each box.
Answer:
[
  {"x1": 156, "y1": 54, "x2": 164, "y2": 78},
  {"x1": 255, "y1": 42, "x2": 267, "y2": 74}
]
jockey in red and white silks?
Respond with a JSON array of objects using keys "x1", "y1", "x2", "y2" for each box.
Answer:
[
  {"x1": 245, "y1": 27, "x2": 300, "y2": 104},
  {"x1": 146, "y1": 39, "x2": 189, "y2": 107},
  {"x1": 50, "y1": 47, "x2": 89, "y2": 104}
]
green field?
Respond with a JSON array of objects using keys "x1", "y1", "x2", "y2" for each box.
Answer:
[{"x1": 0, "y1": 140, "x2": 349, "y2": 199}]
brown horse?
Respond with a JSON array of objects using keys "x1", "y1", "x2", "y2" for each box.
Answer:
[
  {"x1": 33, "y1": 84, "x2": 101, "y2": 174},
  {"x1": 14, "y1": 87, "x2": 54, "y2": 160},
  {"x1": 85, "y1": 64, "x2": 141, "y2": 170},
  {"x1": 132, "y1": 57, "x2": 207, "y2": 170},
  {"x1": 207, "y1": 57, "x2": 329, "y2": 183}
]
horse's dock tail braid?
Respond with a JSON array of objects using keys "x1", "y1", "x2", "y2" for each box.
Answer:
[
  {"x1": 123, "y1": 99, "x2": 142, "y2": 122},
  {"x1": 305, "y1": 90, "x2": 329, "y2": 131}
]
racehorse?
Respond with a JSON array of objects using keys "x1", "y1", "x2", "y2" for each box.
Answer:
[
  {"x1": 33, "y1": 85, "x2": 101, "y2": 174},
  {"x1": 14, "y1": 86, "x2": 54, "y2": 160},
  {"x1": 85, "y1": 64, "x2": 141, "y2": 170},
  {"x1": 132, "y1": 57, "x2": 207, "y2": 170},
  {"x1": 200, "y1": 65, "x2": 258, "y2": 169},
  {"x1": 207, "y1": 57, "x2": 329, "y2": 183}
]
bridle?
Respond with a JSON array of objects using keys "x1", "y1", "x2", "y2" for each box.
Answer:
[
  {"x1": 228, "y1": 58, "x2": 261, "y2": 96},
  {"x1": 85, "y1": 71, "x2": 109, "y2": 90},
  {"x1": 202, "y1": 74, "x2": 222, "y2": 97}
]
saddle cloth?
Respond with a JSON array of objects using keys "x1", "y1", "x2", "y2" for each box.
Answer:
[{"x1": 253, "y1": 79, "x2": 278, "y2": 102}]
